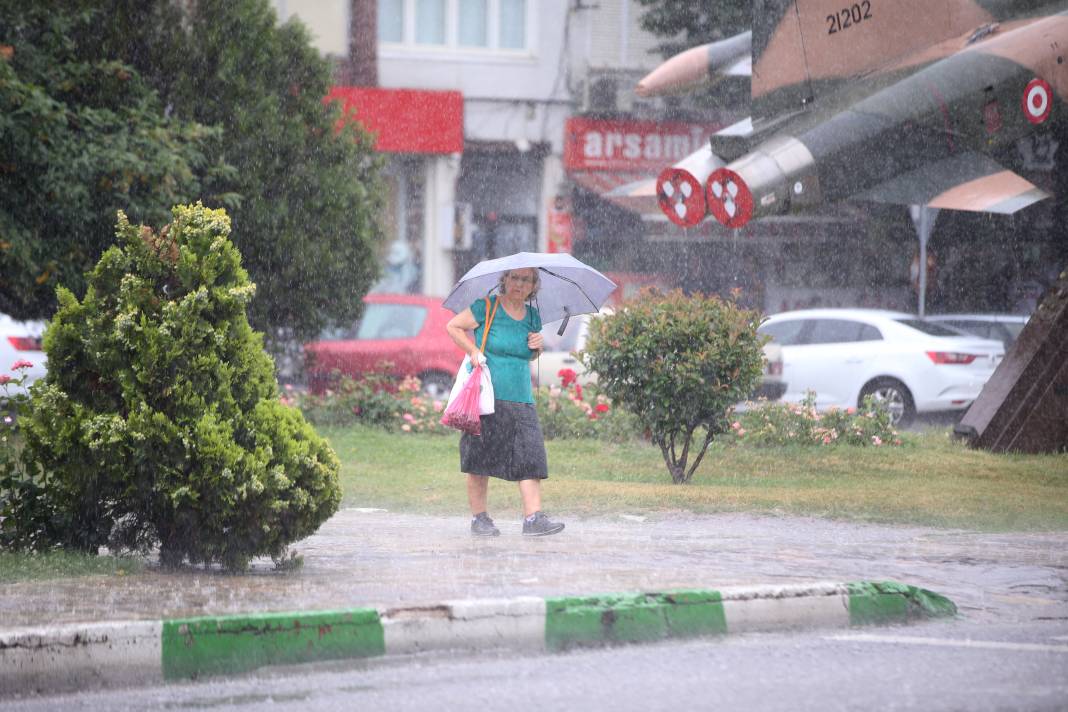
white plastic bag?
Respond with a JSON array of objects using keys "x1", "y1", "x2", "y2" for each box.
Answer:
[{"x1": 445, "y1": 353, "x2": 494, "y2": 416}]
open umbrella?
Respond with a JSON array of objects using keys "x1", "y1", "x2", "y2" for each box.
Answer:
[{"x1": 443, "y1": 252, "x2": 617, "y2": 331}]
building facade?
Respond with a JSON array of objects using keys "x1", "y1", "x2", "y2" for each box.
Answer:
[
  {"x1": 273, "y1": 0, "x2": 573, "y2": 299},
  {"x1": 272, "y1": 1, "x2": 1060, "y2": 317}
]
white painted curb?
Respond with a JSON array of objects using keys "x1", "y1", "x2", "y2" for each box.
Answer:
[
  {"x1": 0, "y1": 580, "x2": 955, "y2": 697},
  {"x1": 382, "y1": 596, "x2": 547, "y2": 655},
  {"x1": 0, "y1": 620, "x2": 163, "y2": 693},
  {"x1": 719, "y1": 582, "x2": 851, "y2": 633}
]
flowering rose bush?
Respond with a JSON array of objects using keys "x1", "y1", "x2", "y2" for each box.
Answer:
[
  {"x1": 299, "y1": 366, "x2": 640, "y2": 441},
  {"x1": 724, "y1": 392, "x2": 903, "y2": 448},
  {"x1": 534, "y1": 370, "x2": 641, "y2": 442},
  {"x1": 297, "y1": 371, "x2": 451, "y2": 434},
  {"x1": 296, "y1": 367, "x2": 404, "y2": 428}
]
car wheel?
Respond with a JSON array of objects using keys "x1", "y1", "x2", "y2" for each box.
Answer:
[
  {"x1": 859, "y1": 378, "x2": 915, "y2": 428},
  {"x1": 420, "y1": 371, "x2": 453, "y2": 401}
]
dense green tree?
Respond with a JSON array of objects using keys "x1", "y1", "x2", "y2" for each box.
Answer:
[
  {"x1": 0, "y1": 4, "x2": 231, "y2": 319},
  {"x1": 2, "y1": 0, "x2": 385, "y2": 354},
  {"x1": 95, "y1": 0, "x2": 385, "y2": 351},
  {"x1": 635, "y1": 0, "x2": 748, "y2": 58}
]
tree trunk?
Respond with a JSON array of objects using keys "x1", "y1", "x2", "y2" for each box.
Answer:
[
  {"x1": 658, "y1": 432, "x2": 691, "y2": 484},
  {"x1": 348, "y1": 0, "x2": 378, "y2": 86}
]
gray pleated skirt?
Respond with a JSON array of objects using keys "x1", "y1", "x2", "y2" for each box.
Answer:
[{"x1": 460, "y1": 400, "x2": 549, "y2": 481}]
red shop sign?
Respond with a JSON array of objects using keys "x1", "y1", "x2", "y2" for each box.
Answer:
[
  {"x1": 563, "y1": 116, "x2": 724, "y2": 172},
  {"x1": 327, "y1": 86, "x2": 464, "y2": 155}
]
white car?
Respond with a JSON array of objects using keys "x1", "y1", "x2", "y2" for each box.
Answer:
[
  {"x1": 925, "y1": 313, "x2": 1029, "y2": 350},
  {"x1": 531, "y1": 310, "x2": 787, "y2": 401},
  {"x1": 0, "y1": 313, "x2": 47, "y2": 396},
  {"x1": 758, "y1": 309, "x2": 1004, "y2": 426}
]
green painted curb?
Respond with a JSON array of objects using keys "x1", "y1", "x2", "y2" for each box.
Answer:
[
  {"x1": 161, "y1": 608, "x2": 385, "y2": 680},
  {"x1": 544, "y1": 589, "x2": 726, "y2": 651},
  {"x1": 846, "y1": 581, "x2": 958, "y2": 626}
]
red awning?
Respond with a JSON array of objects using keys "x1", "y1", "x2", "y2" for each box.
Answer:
[
  {"x1": 327, "y1": 87, "x2": 464, "y2": 155},
  {"x1": 569, "y1": 170, "x2": 659, "y2": 215}
]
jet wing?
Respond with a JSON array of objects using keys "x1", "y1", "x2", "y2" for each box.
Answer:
[{"x1": 851, "y1": 152, "x2": 1049, "y2": 214}]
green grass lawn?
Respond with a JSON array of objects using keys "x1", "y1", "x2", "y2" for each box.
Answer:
[
  {"x1": 0, "y1": 551, "x2": 144, "y2": 584},
  {"x1": 325, "y1": 426, "x2": 1068, "y2": 532}
]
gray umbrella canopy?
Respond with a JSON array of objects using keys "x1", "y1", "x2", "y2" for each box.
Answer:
[{"x1": 442, "y1": 252, "x2": 617, "y2": 324}]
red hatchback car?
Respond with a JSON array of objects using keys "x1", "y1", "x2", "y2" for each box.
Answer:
[{"x1": 304, "y1": 294, "x2": 464, "y2": 399}]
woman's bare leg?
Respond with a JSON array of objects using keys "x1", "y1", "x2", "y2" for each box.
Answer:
[
  {"x1": 518, "y1": 479, "x2": 542, "y2": 517},
  {"x1": 467, "y1": 474, "x2": 489, "y2": 515}
]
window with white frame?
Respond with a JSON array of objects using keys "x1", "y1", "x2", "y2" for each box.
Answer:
[{"x1": 378, "y1": 0, "x2": 528, "y2": 51}]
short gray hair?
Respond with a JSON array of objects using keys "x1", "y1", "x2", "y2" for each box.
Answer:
[{"x1": 498, "y1": 268, "x2": 540, "y2": 299}]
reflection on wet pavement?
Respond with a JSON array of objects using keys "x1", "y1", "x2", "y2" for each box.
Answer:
[{"x1": 2, "y1": 508, "x2": 1065, "y2": 629}]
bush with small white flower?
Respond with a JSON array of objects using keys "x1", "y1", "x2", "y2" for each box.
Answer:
[{"x1": 6, "y1": 204, "x2": 342, "y2": 571}]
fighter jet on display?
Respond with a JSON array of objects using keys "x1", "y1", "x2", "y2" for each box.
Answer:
[{"x1": 644, "y1": 0, "x2": 1068, "y2": 229}]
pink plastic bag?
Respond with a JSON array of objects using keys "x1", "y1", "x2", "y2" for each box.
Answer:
[{"x1": 440, "y1": 363, "x2": 485, "y2": 435}]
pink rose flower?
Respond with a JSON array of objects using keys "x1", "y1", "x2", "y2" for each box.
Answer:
[{"x1": 11, "y1": 360, "x2": 33, "y2": 370}]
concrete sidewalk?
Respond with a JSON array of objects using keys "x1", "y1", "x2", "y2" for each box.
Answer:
[
  {"x1": 3, "y1": 508, "x2": 1065, "y2": 628},
  {"x1": 2, "y1": 509, "x2": 1066, "y2": 693}
]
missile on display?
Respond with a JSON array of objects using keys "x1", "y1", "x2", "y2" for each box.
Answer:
[
  {"x1": 635, "y1": 31, "x2": 752, "y2": 98},
  {"x1": 656, "y1": 144, "x2": 725, "y2": 227}
]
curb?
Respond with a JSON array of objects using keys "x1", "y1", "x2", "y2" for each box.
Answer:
[{"x1": 0, "y1": 580, "x2": 955, "y2": 695}]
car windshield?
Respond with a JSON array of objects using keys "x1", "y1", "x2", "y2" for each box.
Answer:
[
  {"x1": 318, "y1": 304, "x2": 428, "y2": 341},
  {"x1": 897, "y1": 319, "x2": 965, "y2": 337},
  {"x1": 356, "y1": 304, "x2": 427, "y2": 339}
]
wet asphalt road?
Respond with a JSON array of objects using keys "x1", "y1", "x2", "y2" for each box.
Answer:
[
  {"x1": 3, "y1": 504, "x2": 1067, "y2": 710},
  {"x1": 5, "y1": 618, "x2": 1067, "y2": 711}
]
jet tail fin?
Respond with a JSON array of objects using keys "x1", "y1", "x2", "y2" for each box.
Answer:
[{"x1": 752, "y1": 0, "x2": 993, "y2": 123}]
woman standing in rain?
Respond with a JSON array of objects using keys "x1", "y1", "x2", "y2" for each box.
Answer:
[{"x1": 445, "y1": 267, "x2": 565, "y2": 537}]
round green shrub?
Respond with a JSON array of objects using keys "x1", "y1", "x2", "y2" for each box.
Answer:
[
  {"x1": 20, "y1": 203, "x2": 341, "y2": 570},
  {"x1": 581, "y1": 289, "x2": 764, "y2": 483}
]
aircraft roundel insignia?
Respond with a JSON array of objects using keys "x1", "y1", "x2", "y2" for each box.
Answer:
[{"x1": 1022, "y1": 78, "x2": 1053, "y2": 124}]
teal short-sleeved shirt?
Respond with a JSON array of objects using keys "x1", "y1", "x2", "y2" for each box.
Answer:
[{"x1": 471, "y1": 296, "x2": 541, "y2": 404}]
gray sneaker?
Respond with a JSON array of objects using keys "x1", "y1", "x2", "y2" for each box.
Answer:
[
  {"x1": 522, "y1": 512, "x2": 565, "y2": 537},
  {"x1": 471, "y1": 512, "x2": 500, "y2": 537}
]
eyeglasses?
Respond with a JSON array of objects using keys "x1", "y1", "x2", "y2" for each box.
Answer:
[{"x1": 506, "y1": 274, "x2": 535, "y2": 284}]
